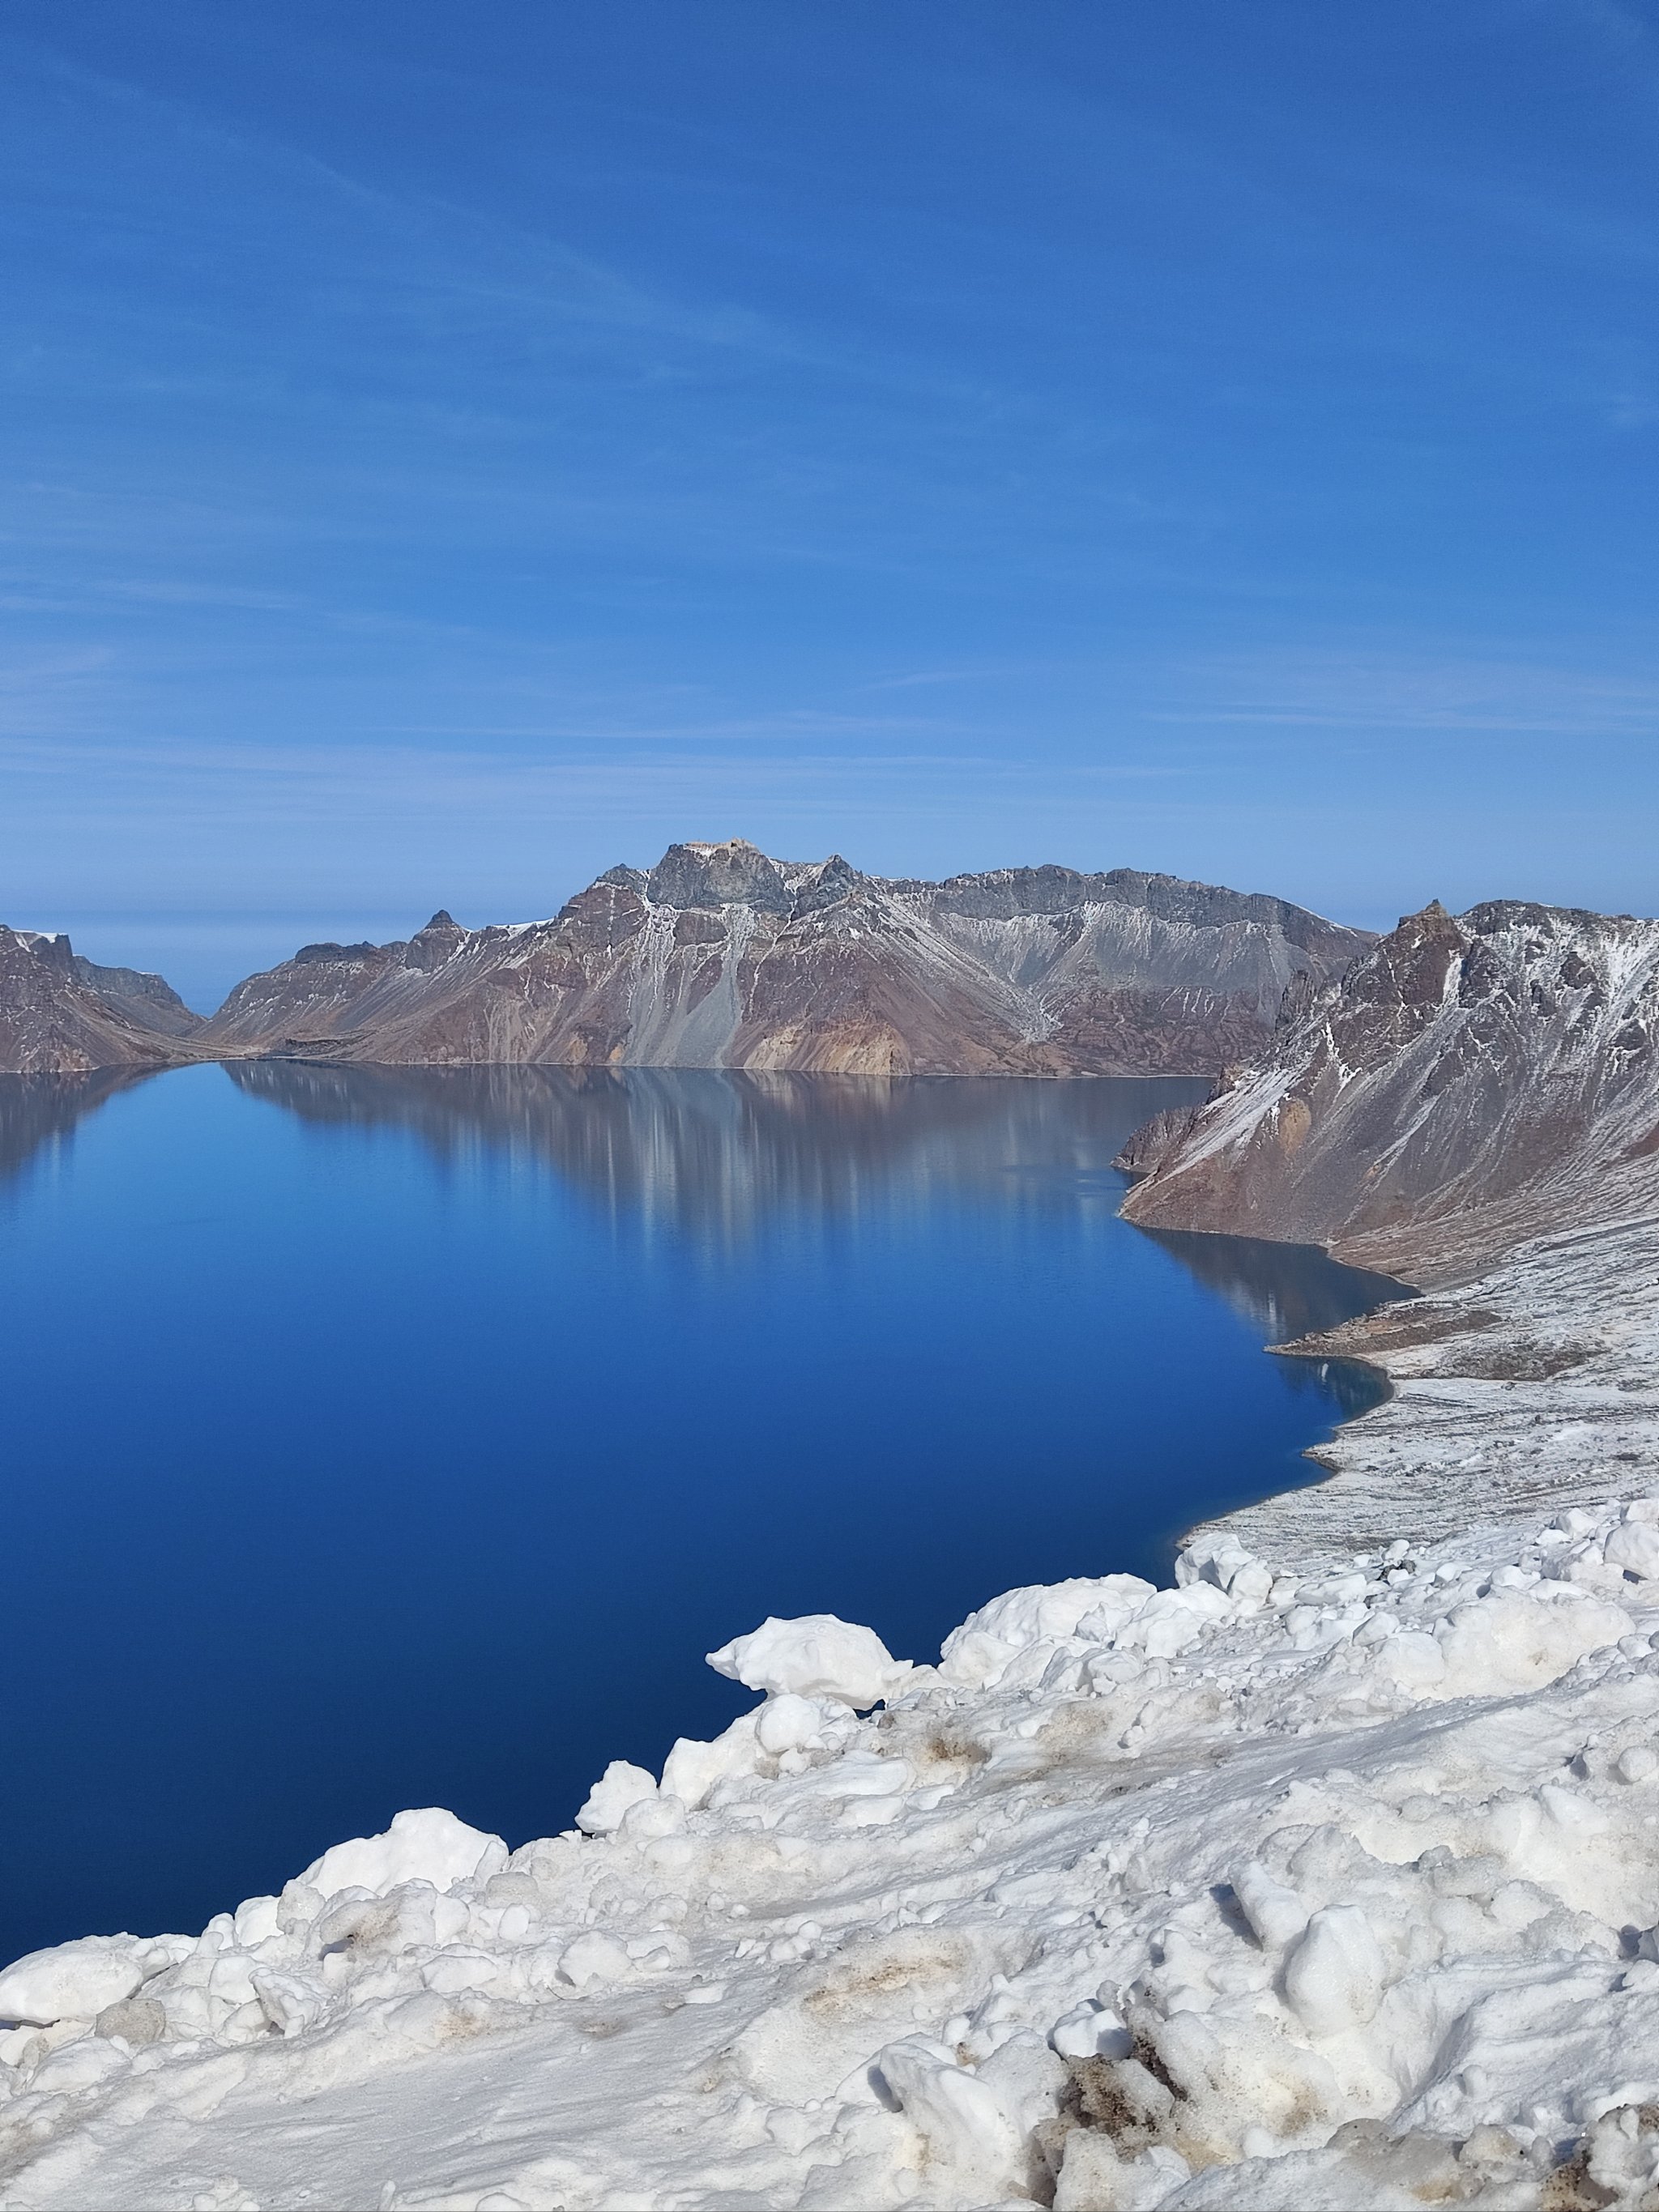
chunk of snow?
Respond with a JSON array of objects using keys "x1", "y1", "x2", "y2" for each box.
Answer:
[
  {"x1": 300, "y1": 1808, "x2": 506, "y2": 1902},
  {"x1": 251, "y1": 1968, "x2": 326, "y2": 2039},
  {"x1": 873, "y1": 2036, "x2": 1021, "y2": 2183},
  {"x1": 1050, "y1": 2000, "x2": 1131, "y2": 2060},
  {"x1": 0, "y1": 1937, "x2": 147, "y2": 2027},
  {"x1": 1282, "y1": 1906, "x2": 1388, "y2": 2038},
  {"x1": 556, "y1": 1933, "x2": 632, "y2": 1989},
  {"x1": 706, "y1": 1615, "x2": 911, "y2": 1707},
  {"x1": 936, "y1": 1627, "x2": 1021, "y2": 1691},
  {"x1": 1056, "y1": 2132, "x2": 1188, "y2": 2212},
  {"x1": 616, "y1": 1792, "x2": 687, "y2": 1842},
  {"x1": 661, "y1": 1712, "x2": 764, "y2": 1809},
  {"x1": 1373, "y1": 1628, "x2": 1447, "y2": 1693},
  {"x1": 946, "y1": 1574, "x2": 1156, "y2": 1664},
  {"x1": 754, "y1": 1692, "x2": 828, "y2": 1755},
  {"x1": 1436, "y1": 1589, "x2": 1632, "y2": 1694},
  {"x1": 1231, "y1": 1862, "x2": 1310, "y2": 1951},
  {"x1": 1606, "y1": 1520, "x2": 1659, "y2": 1579},
  {"x1": 1176, "y1": 1532, "x2": 1271, "y2": 1603},
  {"x1": 575, "y1": 1760, "x2": 659, "y2": 1835},
  {"x1": 1118, "y1": 1583, "x2": 1231, "y2": 1658}
]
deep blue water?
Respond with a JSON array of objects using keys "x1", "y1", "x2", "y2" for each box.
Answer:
[{"x1": 0, "y1": 1064, "x2": 1401, "y2": 1969}]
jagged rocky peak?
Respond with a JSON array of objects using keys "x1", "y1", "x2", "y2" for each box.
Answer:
[
  {"x1": 403, "y1": 910, "x2": 470, "y2": 971},
  {"x1": 1120, "y1": 896, "x2": 1659, "y2": 1282},
  {"x1": 636, "y1": 842, "x2": 866, "y2": 919},
  {"x1": 791, "y1": 852, "x2": 860, "y2": 914},
  {"x1": 283, "y1": 910, "x2": 467, "y2": 974},
  {"x1": 645, "y1": 837, "x2": 800, "y2": 913},
  {"x1": 0, "y1": 924, "x2": 203, "y2": 1074},
  {"x1": 1342, "y1": 897, "x2": 1467, "y2": 1012}
]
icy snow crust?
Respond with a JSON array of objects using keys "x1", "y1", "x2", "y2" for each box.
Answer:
[{"x1": 10, "y1": 1232, "x2": 1659, "y2": 2211}]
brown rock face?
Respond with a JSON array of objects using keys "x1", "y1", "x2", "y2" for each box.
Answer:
[
  {"x1": 0, "y1": 927, "x2": 205, "y2": 1074},
  {"x1": 198, "y1": 840, "x2": 1371, "y2": 1076},
  {"x1": 1119, "y1": 899, "x2": 1659, "y2": 1283}
]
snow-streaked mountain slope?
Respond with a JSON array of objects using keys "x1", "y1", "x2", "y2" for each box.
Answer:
[
  {"x1": 0, "y1": 927, "x2": 203, "y2": 1074},
  {"x1": 198, "y1": 841, "x2": 1371, "y2": 1076},
  {"x1": 6, "y1": 1222, "x2": 1659, "y2": 2210},
  {"x1": 1120, "y1": 899, "x2": 1659, "y2": 1284}
]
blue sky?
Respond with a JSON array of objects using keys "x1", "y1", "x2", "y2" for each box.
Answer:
[{"x1": 3, "y1": 1, "x2": 1657, "y2": 1004}]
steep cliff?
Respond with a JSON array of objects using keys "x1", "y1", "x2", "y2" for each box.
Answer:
[
  {"x1": 200, "y1": 840, "x2": 1371, "y2": 1076},
  {"x1": 0, "y1": 928, "x2": 203, "y2": 1075},
  {"x1": 1119, "y1": 898, "x2": 1659, "y2": 1283}
]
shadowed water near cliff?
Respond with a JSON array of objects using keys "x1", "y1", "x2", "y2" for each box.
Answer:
[{"x1": 0, "y1": 1065, "x2": 1403, "y2": 1967}]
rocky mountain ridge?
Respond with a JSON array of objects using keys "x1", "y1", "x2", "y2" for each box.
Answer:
[
  {"x1": 196, "y1": 839, "x2": 1371, "y2": 1076},
  {"x1": 0, "y1": 927, "x2": 203, "y2": 1076},
  {"x1": 1119, "y1": 897, "x2": 1659, "y2": 1284}
]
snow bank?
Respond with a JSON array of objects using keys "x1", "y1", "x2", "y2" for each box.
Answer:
[{"x1": 11, "y1": 1479, "x2": 1659, "y2": 2207}]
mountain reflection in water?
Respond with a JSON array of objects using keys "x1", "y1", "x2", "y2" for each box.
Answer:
[
  {"x1": 0, "y1": 1061, "x2": 1407, "y2": 1364},
  {"x1": 0, "y1": 1069, "x2": 160, "y2": 1190},
  {"x1": 224, "y1": 1061, "x2": 1203, "y2": 1238},
  {"x1": 220, "y1": 1063, "x2": 1406, "y2": 1356},
  {"x1": 1129, "y1": 1225, "x2": 1407, "y2": 1419}
]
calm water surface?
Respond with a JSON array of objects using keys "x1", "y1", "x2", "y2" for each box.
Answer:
[{"x1": 0, "y1": 1064, "x2": 1401, "y2": 1967}]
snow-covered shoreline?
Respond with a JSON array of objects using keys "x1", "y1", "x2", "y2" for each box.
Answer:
[
  {"x1": 6, "y1": 1221, "x2": 1659, "y2": 2209},
  {"x1": 1214, "y1": 1210, "x2": 1659, "y2": 1566}
]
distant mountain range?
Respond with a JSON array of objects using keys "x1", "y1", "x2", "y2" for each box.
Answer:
[
  {"x1": 1118, "y1": 897, "x2": 1659, "y2": 1283},
  {"x1": 9, "y1": 855, "x2": 1659, "y2": 1290},
  {"x1": 197, "y1": 841, "x2": 1372, "y2": 1075},
  {"x1": 0, "y1": 840, "x2": 1373, "y2": 1078}
]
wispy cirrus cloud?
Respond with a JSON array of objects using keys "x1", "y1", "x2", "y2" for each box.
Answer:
[{"x1": 1146, "y1": 646, "x2": 1659, "y2": 742}]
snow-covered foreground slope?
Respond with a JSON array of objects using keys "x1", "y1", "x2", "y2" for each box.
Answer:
[{"x1": 8, "y1": 1221, "x2": 1659, "y2": 2210}]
